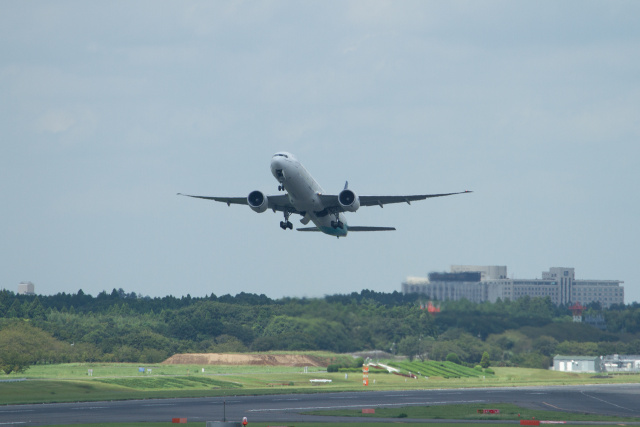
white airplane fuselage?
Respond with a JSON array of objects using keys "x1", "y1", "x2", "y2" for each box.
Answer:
[{"x1": 270, "y1": 152, "x2": 348, "y2": 237}]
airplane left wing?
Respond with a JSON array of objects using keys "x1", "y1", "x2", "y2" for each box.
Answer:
[
  {"x1": 359, "y1": 191, "x2": 472, "y2": 207},
  {"x1": 317, "y1": 190, "x2": 472, "y2": 211}
]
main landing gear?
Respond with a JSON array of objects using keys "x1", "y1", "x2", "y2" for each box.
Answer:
[
  {"x1": 280, "y1": 221, "x2": 293, "y2": 230},
  {"x1": 331, "y1": 213, "x2": 344, "y2": 229},
  {"x1": 280, "y1": 211, "x2": 293, "y2": 230}
]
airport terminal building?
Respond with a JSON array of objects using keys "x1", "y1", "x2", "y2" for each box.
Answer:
[{"x1": 402, "y1": 266, "x2": 624, "y2": 307}]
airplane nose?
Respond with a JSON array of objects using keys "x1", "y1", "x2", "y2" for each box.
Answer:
[
  {"x1": 271, "y1": 157, "x2": 285, "y2": 180},
  {"x1": 270, "y1": 157, "x2": 281, "y2": 172}
]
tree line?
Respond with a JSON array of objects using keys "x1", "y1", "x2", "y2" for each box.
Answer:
[{"x1": 1, "y1": 288, "x2": 640, "y2": 374}]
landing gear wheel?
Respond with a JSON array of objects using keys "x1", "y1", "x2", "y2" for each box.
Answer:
[
  {"x1": 331, "y1": 220, "x2": 344, "y2": 229},
  {"x1": 278, "y1": 185, "x2": 284, "y2": 191},
  {"x1": 280, "y1": 211, "x2": 294, "y2": 230},
  {"x1": 280, "y1": 220, "x2": 293, "y2": 230}
]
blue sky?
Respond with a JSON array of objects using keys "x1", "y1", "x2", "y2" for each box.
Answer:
[{"x1": 1, "y1": 1, "x2": 638, "y2": 302}]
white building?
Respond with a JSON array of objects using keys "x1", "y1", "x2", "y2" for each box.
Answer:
[
  {"x1": 553, "y1": 355, "x2": 603, "y2": 373},
  {"x1": 402, "y1": 266, "x2": 624, "y2": 308},
  {"x1": 554, "y1": 355, "x2": 640, "y2": 373},
  {"x1": 602, "y1": 354, "x2": 640, "y2": 372},
  {"x1": 17, "y1": 281, "x2": 35, "y2": 295}
]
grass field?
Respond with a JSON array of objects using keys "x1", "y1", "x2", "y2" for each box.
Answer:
[
  {"x1": 2, "y1": 362, "x2": 640, "y2": 406},
  {"x1": 304, "y1": 402, "x2": 640, "y2": 422},
  {"x1": 54, "y1": 424, "x2": 479, "y2": 427},
  {"x1": 3, "y1": 362, "x2": 640, "y2": 427},
  {"x1": 18, "y1": 362, "x2": 327, "y2": 378},
  {"x1": 44, "y1": 423, "x2": 640, "y2": 427}
]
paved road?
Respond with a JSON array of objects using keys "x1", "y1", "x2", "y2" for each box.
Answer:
[{"x1": 1, "y1": 384, "x2": 640, "y2": 425}]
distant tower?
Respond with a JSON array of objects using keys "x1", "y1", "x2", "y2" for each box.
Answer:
[
  {"x1": 17, "y1": 281, "x2": 35, "y2": 295},
  {"x1": 569, "y1": 302, "x2": 585, "y2": 322}
]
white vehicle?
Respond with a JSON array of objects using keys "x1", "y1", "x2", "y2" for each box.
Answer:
[{"x1": 179, "y1": 152, "x2": 471, "y2": 238}]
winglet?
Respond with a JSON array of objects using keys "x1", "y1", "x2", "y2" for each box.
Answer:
[{"x1": 344, "y1": 181, "x2": 349, "y2": 190}]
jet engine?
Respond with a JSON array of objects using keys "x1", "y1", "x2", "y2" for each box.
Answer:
[
  {"x1": 338, "y1": 188, "x2": 360, "y2": 212},
  {"x1": 247, "y1": 190, "x2": 268, "y2": 213}
]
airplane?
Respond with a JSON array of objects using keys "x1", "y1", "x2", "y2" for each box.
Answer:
[{"x1": 178, "y1": 152, "x2": 471, "y2": 238}]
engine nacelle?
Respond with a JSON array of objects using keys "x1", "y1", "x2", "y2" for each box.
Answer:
[
  {"x1": 338, "y1": 189, "x2": 360, "y2": 212},
  {"x1": 247, "y1": 190, "x2": 268, "y2": 213}
]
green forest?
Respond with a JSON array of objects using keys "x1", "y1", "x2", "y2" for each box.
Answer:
[{"x1": 2, "y1": 288, "x2": 640, "y2": 375}]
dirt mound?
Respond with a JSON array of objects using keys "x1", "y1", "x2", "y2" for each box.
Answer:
[{"x1": 162, "y1": 353, "x2": 326, "y2": 367}]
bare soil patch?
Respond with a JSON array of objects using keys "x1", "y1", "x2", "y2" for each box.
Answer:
[{"x1": 162, "y1": 353, "x2": 326, "y2": 367}]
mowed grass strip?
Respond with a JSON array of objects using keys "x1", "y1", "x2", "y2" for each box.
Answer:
[
  {"x1": 45, "y1": 423, "x2": 639, "y2": 427},
  {"x1": 42, "y1": 424, "x2": 493, "y2": 427},
  {"x1": 19, "y1": 362, "x2": 324, "y2": 379},
  {"x1": 0, "y1": 379, "x2": 291, "y2": 405},
  {"x1": 96, "y1": 376, "x2": 242, "y2": 390},
  {"x1": 388, "y1": 360, "x2": 488, "y2": 378},
  {"x1": 0, "y1": 380, "x2": 137, "y2": 405},
  {"x1": 304, "y1": 402, "x2": 640, "y2": 422}
]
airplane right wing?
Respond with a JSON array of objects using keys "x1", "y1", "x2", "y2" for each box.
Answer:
[
  {"x1": 266, "y1": 194, "x2": 301, "y2": 214},
  {"x1": 177, "y1": 193, "x2": 300, "y2": 214},
  {"x1": 177, "y1": 194, "x2": 248, "y2": 206}
]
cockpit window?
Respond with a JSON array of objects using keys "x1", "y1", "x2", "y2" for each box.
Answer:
[{"x1": 274, "y1": 153, "x2": 288, "y2": 159}]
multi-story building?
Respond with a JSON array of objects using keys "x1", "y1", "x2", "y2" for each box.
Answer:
[
  {"x1": 17, "y1": 281, "x2": 35, "y2": 295},
  {"x1": 402, "y1": 266, "x2": 624, "y2": 308}
]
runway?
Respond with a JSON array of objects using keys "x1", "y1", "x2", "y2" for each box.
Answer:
[{"x1": 1, "y1": 384, "x2": 640, "y2": 425}]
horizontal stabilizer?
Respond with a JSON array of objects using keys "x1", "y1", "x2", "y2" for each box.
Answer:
[
  {"x1": 296, "y1": 226, "x2": 396, "y2": 232},
  {"x1": 348, "y1": 226, "x2": 396, "y2": 231}
]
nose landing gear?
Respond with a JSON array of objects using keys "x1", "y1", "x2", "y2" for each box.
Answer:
[{"x1": 274, "y1": 169, "x2": 285, "y2": 190}]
